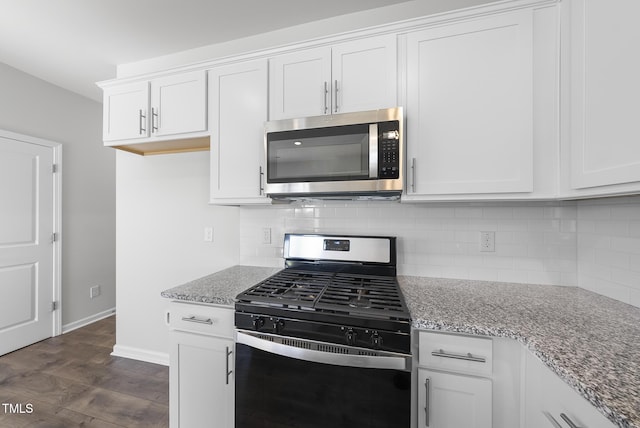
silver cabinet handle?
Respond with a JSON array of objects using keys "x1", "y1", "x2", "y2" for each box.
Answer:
[
  {"x1": 138, "y1": 109, "x2": 146, "y2": 135},
  {"x1": 560, "y1": 413, "x2": 580, "y2": 428},
  {"x1": 411, "y1": 158, "x2": 416, "y2": 193},
  {"x1": 543, "y1": 412, "x2": 562, "y2": 428},
  {"x1": 431, "y1": 349, "x2": 486, "y2": 363},
  {"x1": 225, "y1": 346, "x2": 233, "y2": 385},
  {"x1": 259, "y1": 166, "x2": 265, "y2": 195},
  {"x1": 334, "y1": 79, "x2": 339, "y2": 113},
  {"x1": 151, "y1": 107, "x2": 158, "y2": 133},
  {"x1": 181, "y1": 315, "x2": 213, "y2": 325},
  {"x1": 424, "y1": 377, "x2": 430, "y2": 427},
  {"x1": 323, "y1": 81, "x2": 329, "y2": 114}
]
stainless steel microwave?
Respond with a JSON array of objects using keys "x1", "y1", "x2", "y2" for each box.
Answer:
[{"x1": 264, "y1": 107, "x2": 404, "y2": 200}]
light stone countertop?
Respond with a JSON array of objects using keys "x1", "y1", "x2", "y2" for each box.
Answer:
[
  {"x1": 161, "y1": 266, "x2": 639, "y2": 428},
  {"x1": 160, "y1": 265, "x2": 281, "y2": 306},
  {"x1": 399, "y1": 276, "x2": 640, "y2": 428}
]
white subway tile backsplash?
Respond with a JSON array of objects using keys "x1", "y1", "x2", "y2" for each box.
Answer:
[
  {"x1": 468, "y1": 268, "x2": 498, "y2": 281},
  {"x1": 513, "y1": 206, "x2": 545, "y2": 219},
  {"x1": 454, "y1": 207, "x2": 484, "y2": 219},
  {"x1": 240, "y1": 201, "x2": 579, "y2": 288},
  {"x1": 237, "y1": 196, "x2": 637, "y2": 307},
  {"x1": 577, "y1": 205, "x2": 612, "y2": 220},
  {"x1": 577, "y1": 197, "x2": 640, "y2": 308},
  {"x1": 482, "y1": 207, "x2": 514, "y2": 219}
]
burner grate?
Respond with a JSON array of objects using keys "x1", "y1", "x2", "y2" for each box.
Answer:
[
  {"x1": 236, "y1": 269, "x2": 409, "y2": 319},
  {"x1": 315, "y1": 273, "x2": 407, "y2": 317},
  {"x1": 238, "y1": 270, "x2": 332, "y2": 308}
]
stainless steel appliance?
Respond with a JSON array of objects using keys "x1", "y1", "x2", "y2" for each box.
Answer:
[
  {"x1": 264, "y1": 107, "x2": 404, "y2": 200},
  {"x1": 235, "y1": 233, "x2": 411, "y2": 428}
]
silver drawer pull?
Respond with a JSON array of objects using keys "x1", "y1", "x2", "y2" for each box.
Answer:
[
  {"x1": 182, "y1": 315, "x2": 213, "y2": 325},
  {"x1": 560, "y1": 413, "x2": 580, "y2": 428},
  {"x1": 543, "y1": 412, "x2": 562, "y2": 428},
  {"x1": 431, "y1": 349, "x2": 486, "y2": 363},
  {"x1": 424, "y1": 377, "x2": 430, "y2": 427},
  {"x1": 225, "y1": 346, "x2": 233, "y2": 385}
]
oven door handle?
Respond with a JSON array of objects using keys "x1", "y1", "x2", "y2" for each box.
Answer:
[{"x1": 236, "y1": 331, "x2": 410, "y2": 371}]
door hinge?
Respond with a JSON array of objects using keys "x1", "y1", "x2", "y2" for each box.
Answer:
[
  {"x1": 52, "y1": 164, "x2": 58, "y2": 173},
  {"x1": 52, "y1": 301, "x2": 58, "y2": 311},
  {"x1": 51, "y1": 232, "x2": 58, "y2": 243}
]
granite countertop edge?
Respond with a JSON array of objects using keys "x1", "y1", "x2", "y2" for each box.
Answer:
[
  {"x1": 161, "y1": 266, "x2": 636, "y2": 428},
  {"x1": 412, "y1": 320, "x2": 628, "y2": 428},
  {"x1": 400, "y1": 275, "x2": 636, "y2": 428}
]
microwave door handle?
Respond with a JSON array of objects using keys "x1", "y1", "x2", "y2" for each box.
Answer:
[{"x1": 369, "y1": 123, "x2": 378, "y2": 178}]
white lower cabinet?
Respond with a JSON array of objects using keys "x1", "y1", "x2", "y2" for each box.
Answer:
[
  {"x1": 524, "y1": 352, "x2": 616, "y2": 428},
  {"x1": 416, "y1": 331, "x2": 494, "y2": 428},
  {"x1": 417, "y1": 369, "x2": 492, "y2": 428},
  {"x1": 168, "y1": 302, "x2": 235, "y2": 428}
]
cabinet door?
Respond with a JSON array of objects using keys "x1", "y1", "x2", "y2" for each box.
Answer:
[
  {"x1": 170, "y1": 331, "x2": 234, "y2": 428},
  {"x1": 209, "y1": 60, "x2": 270, "y2": 203},
  {"x1": 150, "y1": 70, "x2": 207, "y2": 137},
  {"x1": 331, "y1": 34, "x2": 397, "y2": 114},
  {"x1": 269, "y1": 47, "x2": 331, "y2": 120},
  {"x1": 406, "y1": 10, "x2": 534, "y2": 196},
  {"x1": 524, "y1": 353, "x2": 616, "y2": 428},
  {"x1": 569, "y1": 0, "x2": 640, "y2": 190},
  {"x1": 418, "y1": 369, "x2": 492, "y2": 428},
  {"x1": 102, "y1": 81, "x2": 149, "y2": 142}
]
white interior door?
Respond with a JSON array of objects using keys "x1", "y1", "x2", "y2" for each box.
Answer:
[{"x1": 0, "y1": 135, "x2": 56, "y2": 356}]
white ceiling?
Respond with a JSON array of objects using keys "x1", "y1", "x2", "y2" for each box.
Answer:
[{"x1": 0, "y1": 0, "x2": 414, "y2": 102}]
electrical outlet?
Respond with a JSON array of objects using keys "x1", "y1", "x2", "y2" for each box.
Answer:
[
  {"x1": 204, "y1": 227, "x2": 214, "y2": 242},
  {"x1": 480, "y1": 231, "x2": 495, "y2": 252},
  {"x1": 262, "y1": 228, "x2": 272, "y2": 244},
  {"x1": 90, "y1": 285, "x2": 101, "y2": 299}
]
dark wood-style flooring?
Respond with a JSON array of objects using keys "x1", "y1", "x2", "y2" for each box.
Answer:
[{"x1": 0, "y1": 316, "x2": 169, "y2": 427}]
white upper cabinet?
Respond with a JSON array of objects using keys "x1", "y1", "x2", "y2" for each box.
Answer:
[
  {"x1": 101, "y1": 70, "x2": 207, "y2": 154},
  {"x1": 565, "y1": 0, "x2": 640, "y2": 196},
  {"x1": 331, "y1": 36, "x2": 397, "y2": 115},
  {"x1": 209, "y1": 60, "x2": 270, "y2": 204},
  {"x1": 102, "y1": 81, "x2": 150, "y2": 142},
  {"x1": 269, "y1": 34, "x2": 397, "y2": 120},
  {"x1": 269, "y1": 47, "x2": 331, "y2": 119},
  {"x1": 149, "y1": 71, "x2": 207, "y2": 138},
  {"x1": 403, "y1": 6, "x2": 559, "y2": 200}
]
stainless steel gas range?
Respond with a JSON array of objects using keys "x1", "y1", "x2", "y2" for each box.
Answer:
[{"x1": 234, "y1": 233, "x2": 411, "y2": 428}]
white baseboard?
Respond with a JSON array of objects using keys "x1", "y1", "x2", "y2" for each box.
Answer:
[
  {"x1": 111, "y1": 344, "x2": 169, "y2": 366},
  {"x1": 62, "y1": 307, "x2": 116, "y2": 334}
]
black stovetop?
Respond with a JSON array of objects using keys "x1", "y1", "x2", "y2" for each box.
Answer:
[
  {"x1": 236, "y1": 269, "x2": 409, "y2": 320},
  {"x1": 235, "y1": 268, "x2": 411, "y2": 353},
  {"x1": 235, "y1": 234, "x2": 411, "y2": 353}
]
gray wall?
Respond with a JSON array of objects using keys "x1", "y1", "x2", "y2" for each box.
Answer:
[{"x1": 0, "y1": 62, "x2": 116, "y2": 328}]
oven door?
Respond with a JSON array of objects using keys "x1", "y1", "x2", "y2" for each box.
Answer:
[{"x1": 235, "y1": 330, "x2": 411, "y2": 428}]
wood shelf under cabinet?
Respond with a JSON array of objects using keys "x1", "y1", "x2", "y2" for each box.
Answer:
[{"x1": 110, "y1": 136, "x2": 210, "y2": 156}]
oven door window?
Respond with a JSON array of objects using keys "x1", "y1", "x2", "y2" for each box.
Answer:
[
  {"x1": 267, "y1": 124, "x2": 371, "y2": 183},
  {"x1": 235, "y1": 344, "x2": 410, "y2": 428}
]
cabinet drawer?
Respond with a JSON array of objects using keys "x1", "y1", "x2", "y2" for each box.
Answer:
[
  {"x1": 418, "y1": 331, "x2": 493, "y2": 376},
  {"x1": 168, "y1": 302, "x2": 234, "y2": 339}
]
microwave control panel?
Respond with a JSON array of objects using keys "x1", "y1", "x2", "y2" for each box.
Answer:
[{"x1": 378, "y1": 121, "x2": 401, "y2": 179}]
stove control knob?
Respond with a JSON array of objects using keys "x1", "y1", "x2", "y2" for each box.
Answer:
[
  {"x1": 274, "y1": 319, "x2": 285, "y2": 334},
  {"x1": 252, "y1": 317, "x2": 265, "y2": 331},
  {"x1": 345, "y1": 329, "x2": 357, "y2": 346},
  {"x1": 371, "y1": 332, "x2": 383, "y2": 349}
]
